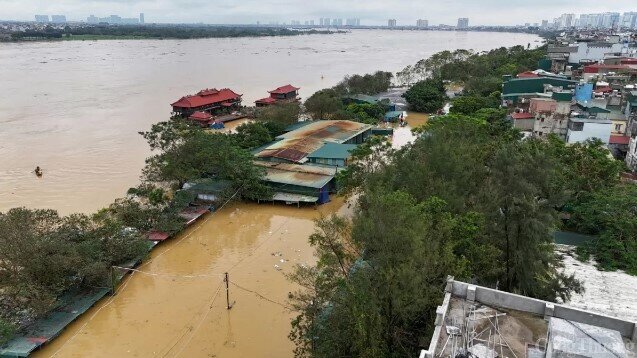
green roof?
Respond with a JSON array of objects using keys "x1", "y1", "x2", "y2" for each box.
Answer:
[
  {"x1": 551, "y1": 91, "x2": 573, "y2": 102},
  {"x1": 576, "y1": 102, "x2": 611, "y2": 114},
  {"x1": 502, "y1": 77, "x2": 578, "y2": 97},
  {"x1": 307, "y1": 143, "x2": 358, "y2": 160}
]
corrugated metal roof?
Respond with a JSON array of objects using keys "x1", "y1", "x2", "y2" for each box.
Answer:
[
  {"x1": 307, "y1": 143, "x2": 358, "y2": 160},
  {"x1": 255, "y1": 161, "x2": 335, "y2": 189},
  {"x1": 256, "y1": 120, "x2": 371, "y2": 163}
]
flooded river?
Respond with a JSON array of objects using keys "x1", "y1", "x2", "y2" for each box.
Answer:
[
  {"x1": 0, "y1": 29, "x2": 539, "y2": 214},
  {"x1": 34, "y1": 199, "x2": 353, "y2": 358}
]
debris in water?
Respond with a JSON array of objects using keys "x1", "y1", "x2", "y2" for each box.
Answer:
[{"x1": 274, "y1": 265, "x2": 282, "y2": 271}]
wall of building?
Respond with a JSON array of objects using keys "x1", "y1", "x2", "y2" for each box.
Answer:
[
  {"x1": 569, "y1": 43, "x2": 625, "y2": 64},
  {"x1": 567, "y1": 121, "x2": 612, "y2": 144}
]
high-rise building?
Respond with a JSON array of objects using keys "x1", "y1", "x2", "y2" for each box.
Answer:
[
  {"x1": 87, "y1": 15, "x2": 98, "y2": 23},
  {"x1": 310, "y1": 20, "x2": 315, "y2": 26},
  {"x1": 34, "y1": 15, "x2": 49, "y2": 23},
  {"x1": 416, "y1": 19, "x2": 428, "y2": 28},
  {"x1": 621, "y1": 12, "x2": 637, "y2": 29},
  {"x1": 601, "y1": 12, "x2": 620, "y2": 29},
  {"x1": 346, "y1": 18, "x2": 361, "y2": 26},
  {"x1": 51, "y1": 15, "x2": 66, "y2": 23},
  {"x1": 457, "y1": 18, "x2": 469, "y2": 29},
  {"x1": 140, "y1": 13, "x2": 145, "y2": 24},
  {"x1": 388, "y1": 19, "x2": 397, "y2": 27},
  {"x1": 541, "y1": 19, "x2": 549, "y2": 29},
  {"x1": 556, "y1": 13, "x2": 574, "y2": 29}
]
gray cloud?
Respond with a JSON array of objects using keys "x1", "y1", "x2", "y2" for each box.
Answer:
[{"x1": 1, "y1": 0, "x2": 635, "y2": 25}]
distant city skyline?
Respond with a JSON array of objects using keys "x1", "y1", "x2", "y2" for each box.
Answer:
[{"x1": 2, "y1": 0, "x2": 636, "y2": 26}]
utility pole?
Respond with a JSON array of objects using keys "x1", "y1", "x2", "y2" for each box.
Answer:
[{"x1": 224, "y1": 272, "x2": 233, "y2": 310}]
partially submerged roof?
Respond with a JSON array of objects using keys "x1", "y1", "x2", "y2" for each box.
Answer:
[
  {"x1": 255, "y1": 161, "x2": 336, "y2": 189},
  {"x1": 307, "y1": 143, "x2": 358, "y2": 160},
  {"x1": 189, "y1": 111, "x2": 213, "y2": 121},
  {"x1": 255, "y1": 96, "x2": 277, "y2": 104},
  {"x1": 255, "y1": 120, "x2": 372, "y2": 163}
]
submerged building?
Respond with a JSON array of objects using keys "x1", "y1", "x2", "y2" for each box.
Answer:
[
  {"x1": 255, "y1": 84, "x2": 300, "y2": 107},
  {"x1": 254, "y1": 120, "x2": 373, "y2": 205},
  {"x1": 171, "y1": 88, "x2": 242, "y2": 116}
]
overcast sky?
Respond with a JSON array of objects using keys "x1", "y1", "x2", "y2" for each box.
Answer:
[{"x1": 0, "y1": 0, "x2": 635, "y2": 25}]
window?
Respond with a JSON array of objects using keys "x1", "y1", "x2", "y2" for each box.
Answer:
[
  {"x1": 615, "y1": 124, "x2": 622, "y2": 131},
  {"x1": 569, "y1": 122, "x2": 584, "y2": 131}
]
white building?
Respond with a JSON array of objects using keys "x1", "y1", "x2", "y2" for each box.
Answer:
[
  {"x1": 417, "y1": 19, "x2": 428, "y2": 28},
  {"x1": 51, "y1": 15, "x2": 66, "y2": 23},
  {"x1": 34, "y1": 15, "x2": 49, "y2": 23},
  {"x1": 387, "y1": 19, "x2": 397, "y2": 27},
  {"x1": 566, "y1": 117, "x2": 612, "y2": 145},
  {"x1": 457, "y1": 18, "x2": 469, "y2": 29},
  {"x1": 621, "y1": 12, "x2": 637, "y2": 29},
  {"x1": 567, "y1": 42, "x2": 627, "y2": 64}
]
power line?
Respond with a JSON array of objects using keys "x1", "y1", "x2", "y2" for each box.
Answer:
[
  {"x1": 113, "y1": 266, "x2": 224, "y2": 279},
  {"x1": 168, "y1": 280, "x2": 225, "y2": 358},
  {"x1": 227, "y1": 216, "x2": 291, "y2": 273},
  {"x1": 229, "y1": 280, "x2": 295, "y2": 311}
]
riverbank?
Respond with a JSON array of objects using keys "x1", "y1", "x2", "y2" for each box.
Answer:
[{"x1": 1, "y1": 26, "x2": 338, "y2": 43}]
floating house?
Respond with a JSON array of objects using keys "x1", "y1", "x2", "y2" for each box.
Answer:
[
  {"x1": 171, "y1": 88, "x2": 242, "y2": 116},
  {"x1": 255, "y1": 84, "x2": 300, "y2": 107}
]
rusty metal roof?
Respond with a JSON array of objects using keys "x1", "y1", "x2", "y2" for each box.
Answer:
[
  {"x1": 255, "y1": 161, "x2": 336, "y2": 189},
  {"x1": 255, "y1": 120, "x2": 372, "y2": 163}
]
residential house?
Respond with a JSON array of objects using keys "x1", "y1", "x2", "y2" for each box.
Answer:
[
  {"x1": 566, "y1": 102, "x2": 612, "y2": 144},
  {"x1": 530, "y1": 94, "x2": 572, "y2": 139}
]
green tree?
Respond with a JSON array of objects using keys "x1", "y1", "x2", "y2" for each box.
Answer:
[
  {"x1": 449, "y1": 95, "x2": 499, "y2": 115},
  {"x1": 571, "y1": 184, "x2": 637, "y2": 274},
  {"x1": 255, "y1": 102, "x2": 301, "y2": 128},
  {"x1": 234, "y1": 122, "x2": 273, "y2": 149},
  {"x1": 403, "y1": 78, "x2": 447, "y2": 113},
  {"x1": 304, "y1": 89, "x2": 343, "y2": 120},
  {"x1": 140, "y1": 120, "x2": 271, "y2": 199}
]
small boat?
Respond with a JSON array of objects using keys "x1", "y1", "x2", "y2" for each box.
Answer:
[{"x1": 34, "y1": 166, "x2": 43, "y2": 177}]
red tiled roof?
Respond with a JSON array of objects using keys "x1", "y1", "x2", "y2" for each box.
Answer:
[
  {"x1": 189, "y1": 111, "x2": 213, "y2": 120},
  {"x1": 269, "y1": 84, "x2": 299, "y2": 94},
  {"x1": 595, "y1": 86, "x2": 613, "y2": 93},
  {"x1": 511, "y1": 112, "x2": 534, "y2": 120},
  {"x1": 147, "y1": 231, "x2": 170, "y2": 242},
  {"x1": 583, "y1": 64, "x2": 630, "y2": 73},
  {"x1": 171, "y1": 88, "x2": 241, "y2": 109},
  {"x1": 517, "y1": 71, "x2": 540, "y2": 78},
  {"x1": 609, "y1": 135, "x2": 630, "y2": 145},
  {"x1": 255, "y1": 97, "x2": 277, "y2": 104},
  {"x1": 621, "y1": 59, "x2": 637, "y2": 65}
]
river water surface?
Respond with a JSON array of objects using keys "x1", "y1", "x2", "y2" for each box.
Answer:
[{"x1": 0, "y1": 30, "x2": 539, "y2": 214}]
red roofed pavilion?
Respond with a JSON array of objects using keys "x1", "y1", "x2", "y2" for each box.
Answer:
[
  {"x1": 255, "y1": 84, "x2": 300, "y2": 107},
  {"x1": 188, "y1": 111, "x2": 214, "y2": 127},
  {"x1": 171, "y1": 88, "x2": 242, "y2": 116}
]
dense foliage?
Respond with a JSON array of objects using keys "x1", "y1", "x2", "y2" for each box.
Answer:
[
  {"x1": 571, "y1": 185, "x2": 637, "y2": 274},
  {"x1": 0, "y1": 208, "x2": 149, "y2": 333},
  {"x1": 7, "y1": 25, "x2": 335, "y2": 41},
  {"x1": 332, "y1": 71, "x2": 393, "y2": 95},
  {"x1": 397, "y1": 46, "x2": 546, "y2": 96},
  {"x1": 402, "y1": 78, "x2": 447, "y2": 113},
  {"x1": 290, "y1": 114, "x2": 584, "y2": 357},
  {"x1": 140, "y1": 119, "x2": 271, "y2": 200}
]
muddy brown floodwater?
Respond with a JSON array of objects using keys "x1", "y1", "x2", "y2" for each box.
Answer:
[
  {"x1": 0, "y1": 30, "x2": 540, "y2": 214},
  {"x1": 34, "y1": 199, "x2": 353, "y2": 358}
]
